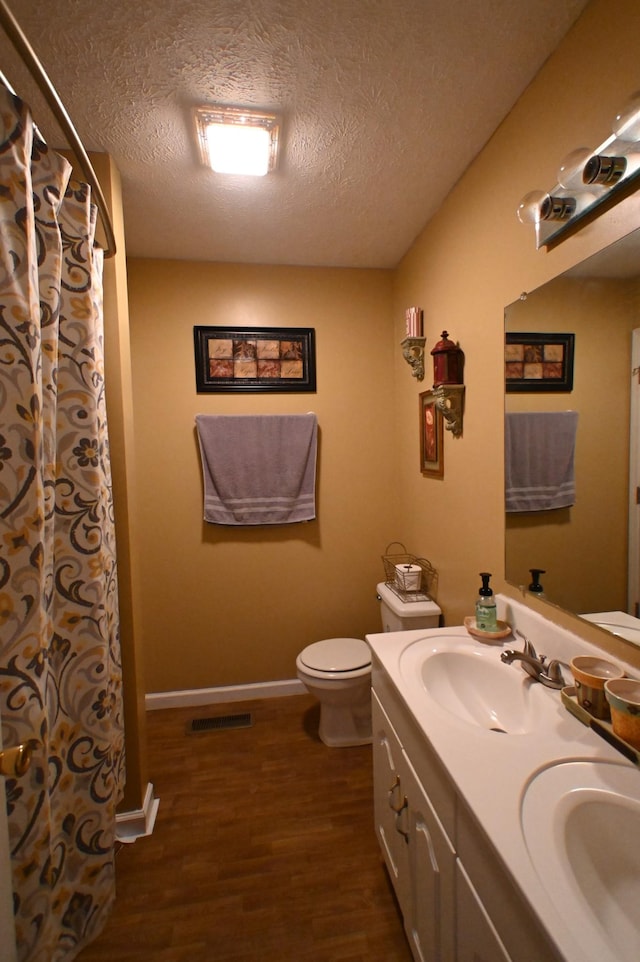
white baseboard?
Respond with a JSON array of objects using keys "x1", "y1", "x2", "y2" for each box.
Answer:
[
  {"x1": 116, "y1": 781, "x2": 159, "y2": 842},
  {"x1": 145, "y1": 678, "x2": 306, "y2": 711}
]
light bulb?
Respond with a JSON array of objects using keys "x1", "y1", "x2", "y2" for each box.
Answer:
[
  {"x1": 557, "y1": 148, "x2": 593, "y2": 189},
  {"x1": 206, "y1": 123, "x2": 271, "y2": 176},
  {"x1": 613, "y1": 91, "x2": 640, "y2": 142},
  {"x1": 516, "y1": 191, "x2": 575, "y2": 225},
  {"x1": 516, "y1": 190, "x2": 547, "y2": 225}
]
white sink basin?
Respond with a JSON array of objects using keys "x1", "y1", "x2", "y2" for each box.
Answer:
[
  {"x1": 420, "y1": 649, "x2": 536, "y2": 733},
  {"x1": 398, "y1": 639, "x2": 550, "y2": 734},
  {"x1": 521, "y1": 760, "x2": 640, "y2": 962},
  {"x1": 595, "y1": 622, "x2": 640, "y2": 643},
  {"x1": 579, "y1": 610, "x2": 640, "y2": 644}
]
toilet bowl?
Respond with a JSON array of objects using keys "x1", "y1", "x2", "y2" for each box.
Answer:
[
  {"x1": 296, "y1": 585, "x2": 442, "y2": 747},
  {"x1": 296, "y1": 638, "x2": 372, "y2": 747}
]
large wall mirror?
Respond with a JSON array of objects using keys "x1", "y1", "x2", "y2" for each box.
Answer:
[{"x1": 505, "y1": 226, "x2": 640, "y2": 647}]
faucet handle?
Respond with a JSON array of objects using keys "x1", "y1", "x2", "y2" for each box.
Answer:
[
  {"x1": 515, "y1": 630, "x2": 538, "y2": 660},
  {"x1": 545, "y1": 659, "x2": 566, "y2": 686}
]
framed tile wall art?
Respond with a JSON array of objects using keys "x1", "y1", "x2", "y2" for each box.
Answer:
[
  {"x1": 419, "y1": 389, "x2": 444, "y2": 478},
  {"x1": 194, "y1": 326, "x2": 316, "y2": 393},
  {"x1": 505, "y1": 332, "x2": 575, "y2": 393}
]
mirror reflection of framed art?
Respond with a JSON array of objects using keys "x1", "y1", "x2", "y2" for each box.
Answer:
[{"x1": 505, "y1": 332, "x2": 574, "y2": 393}]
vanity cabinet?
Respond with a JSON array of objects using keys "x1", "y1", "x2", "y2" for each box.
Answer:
[
  {"x1": 400, "y1": 749, "x2": 456, "y2": 962},
  {"x1": 372, "y1": 693, "x2": 410, "y2": 910},
  {"x1": 372, "y1": 659, "x2": 562, "y2": 962},
  {"x1": 455, "y1": 861, "x2": 511, "y2": 962},
  {"x1": 372, "y1": 691, "x2": 456, "y2": 962}
]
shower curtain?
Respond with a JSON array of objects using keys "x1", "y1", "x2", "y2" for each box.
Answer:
[{"x1": 0, "y1": 86, "x2": 125, "y2": 962}]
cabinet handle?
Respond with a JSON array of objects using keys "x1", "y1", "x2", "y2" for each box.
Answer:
[
  {"x1": 395, "y1": 796, "x2": 409, "y2": 842},
  {"x1": 388, "y1": 774, "x2": 404, "y2": 812}
]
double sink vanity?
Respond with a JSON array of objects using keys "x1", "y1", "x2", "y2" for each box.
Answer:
[{"x1": 367, "y1": 594, "x2": 640, "y2": 962}]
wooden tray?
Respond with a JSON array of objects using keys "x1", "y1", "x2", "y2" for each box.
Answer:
[
  {"x1": 464, "y1": 616, "x2": 512, "y2": 641},
  {"x1": 561, "y1": 686, "x2": 640, "y2": 766}
]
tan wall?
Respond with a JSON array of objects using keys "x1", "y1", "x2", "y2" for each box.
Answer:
[
  {"x1": 125, "y1": 0, "x2": 640, "y2": 687},
  {"x1": 392, "y1": 0, "x2": 640, "y2": 670},
  {"x1": 89, "y1": 154, "x2": 148, "y2": 811},
  {"x1": 127, "y1": 261, "x2": 397, "y2": 691}
]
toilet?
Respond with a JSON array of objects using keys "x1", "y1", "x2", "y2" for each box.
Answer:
[
  {"x1": 296, "y1": 583, "x2": 441, "y2": 747},
  {"x1": 376, "y1": 581, "x2": 441, "y2": 633}
]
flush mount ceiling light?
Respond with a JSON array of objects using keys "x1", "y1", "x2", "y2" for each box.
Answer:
[{"x1": 195, "y1": 105, "x2": 280, "y2": 176}]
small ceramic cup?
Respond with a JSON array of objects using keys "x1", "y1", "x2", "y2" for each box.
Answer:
[
  {"x1": 570, "y1": 655, "x2": 625, "y2": 720},
  {"x1": 604, "y1": 678, "x2": 640, "y2": 749}
]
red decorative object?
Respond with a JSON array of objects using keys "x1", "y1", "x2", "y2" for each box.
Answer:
[{"x1": 431, "y1": 331, "x2": 463, "y2": 386}]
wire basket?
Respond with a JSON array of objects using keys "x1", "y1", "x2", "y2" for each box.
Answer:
[{"x1": 381, "y1": 542, "x2": 437, "y2": 602}]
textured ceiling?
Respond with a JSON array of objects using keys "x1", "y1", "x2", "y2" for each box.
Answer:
[{"x1": 0, "y1": 0, "x2": 590, "y2": 268}]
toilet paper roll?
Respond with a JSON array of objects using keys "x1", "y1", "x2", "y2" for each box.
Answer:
[{"x1": 395, "y1": 563, "x2": 422, "y2": 592}]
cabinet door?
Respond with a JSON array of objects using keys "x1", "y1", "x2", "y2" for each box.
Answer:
[
  {"x1": 372, "y1": 693, "x2": 410, "y2": 911},
  {"x1": 455, "y1": 860, "x2": 512, "y2": 962},
  {"x1": 401, "y1": 751, "x2": 456, "y2": 962}
]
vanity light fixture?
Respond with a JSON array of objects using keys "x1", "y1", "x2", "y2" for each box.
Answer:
[
  {"x1": 195, "y1": 105, "x2": 280, "y2": 176},
  {"x1": 517, "y1": 90, "x2": 640, "y2": 249}
]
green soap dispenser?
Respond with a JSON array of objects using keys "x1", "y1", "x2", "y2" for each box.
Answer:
[{"x1": 476, "y1": 572, "x2": 498, "y2": 632}]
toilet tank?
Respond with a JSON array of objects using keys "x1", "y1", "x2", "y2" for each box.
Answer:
[{"x1": 377, "y1": 582, "x2": 441, "y2": 631}]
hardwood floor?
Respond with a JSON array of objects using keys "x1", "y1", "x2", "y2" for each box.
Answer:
[{"x1": 76, "y1": 694, "x2": 413, "y2": 962}]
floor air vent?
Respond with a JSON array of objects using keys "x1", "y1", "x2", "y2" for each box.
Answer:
[{"x1": 188, "y1": 713, "x2": 253, "y2": 733}]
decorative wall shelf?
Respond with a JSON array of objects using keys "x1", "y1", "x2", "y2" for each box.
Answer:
[
  {"x1": 401, "y1": 336, "x2": 426, "y2": 381},
  {"x1": 433, "y1": 384, "x2": 464, "y2": 437}
]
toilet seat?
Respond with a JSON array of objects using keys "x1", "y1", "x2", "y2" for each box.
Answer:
[{"x1": 299, "y1": 637, "x2": 371, "y2": 673}]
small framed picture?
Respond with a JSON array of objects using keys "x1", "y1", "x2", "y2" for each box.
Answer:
[
  {"x1": 419, "y1": 390, "x2": 444, "y2": 478},
  {"x1": 194, "y1": 326, "x2": 316, "y2": 393},
  {"x1": 505, "y1": 332, "x2": 574, "y2": 392}
]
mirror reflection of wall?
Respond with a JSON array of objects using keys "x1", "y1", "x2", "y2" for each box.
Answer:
[{"x1": 505, "y1": 232, "x2": 640, "y2": 625}]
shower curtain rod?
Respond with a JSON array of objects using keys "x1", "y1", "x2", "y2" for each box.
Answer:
[{"x1": 0, "y1": 0, "x2": 116, "y2": 258}]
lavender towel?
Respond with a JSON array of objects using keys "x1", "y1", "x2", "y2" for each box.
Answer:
[
  {"x1": 505, "y1": 411, "x2": 578, "y2": 513},
  {"x1": 195, "y1": 414, "x2": 318, "y2": 525}
]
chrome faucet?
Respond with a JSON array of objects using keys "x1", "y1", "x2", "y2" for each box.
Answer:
[{"x1": 500, "y1": 632, "x2": 566, "y2": 689}]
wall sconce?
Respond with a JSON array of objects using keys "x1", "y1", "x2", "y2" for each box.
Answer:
[
  {"x1": 401, "y1": 307, "x2": 426, "y2": 380},
  {"x1": 517, "y1": 91, "x2": 640, "y2": 249}
]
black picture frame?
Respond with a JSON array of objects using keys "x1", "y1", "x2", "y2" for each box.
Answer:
[
  {"x1": 505, "y1": 332, "x2": 575, "y2": 393},
  {"x1": 194, "y1": 326, "x2": 316, "y2": 393}
]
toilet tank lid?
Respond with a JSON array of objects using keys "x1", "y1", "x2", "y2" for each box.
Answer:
[
  {"x1": 377, "y1": 582, "x2": 442, "y2": 618},
  {"x1": 299, "y1": 638, "x2": 371, "y2": 672}
]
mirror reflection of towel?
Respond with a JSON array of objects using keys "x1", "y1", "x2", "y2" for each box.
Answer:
[
  {"x1": 195, "y1": 413, "x2": 317, "y2": 525},
  {"x1": 505, "y1": 411, "x2": 578, "y2": 513}
]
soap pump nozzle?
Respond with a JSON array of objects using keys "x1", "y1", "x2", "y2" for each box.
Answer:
[
  {"x1": 528, "y1": 569, "x2": 546, "y2": 595},
  {"x1": 479, "y1": 572, "x2": 493, "y2": 597}
]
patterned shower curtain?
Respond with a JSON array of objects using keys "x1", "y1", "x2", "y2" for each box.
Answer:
[{"x1": 0, "y1": 86, "x2": 125, "y2": 962}]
